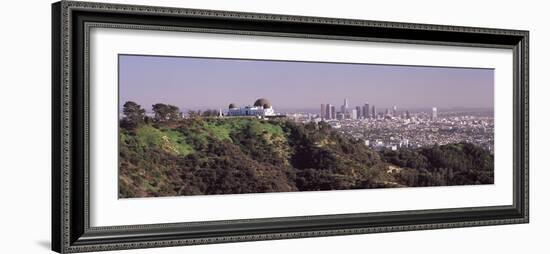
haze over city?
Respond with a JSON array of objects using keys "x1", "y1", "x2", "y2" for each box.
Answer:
[{"x1": 119, "y1": 54, "x2": 494, "y2": 112}]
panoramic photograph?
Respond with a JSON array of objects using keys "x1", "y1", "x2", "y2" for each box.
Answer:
[{"x1": 118, "y1": 54, "x2": 495, "y2": 198}]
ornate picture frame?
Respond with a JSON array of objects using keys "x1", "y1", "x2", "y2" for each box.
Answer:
[{"x1": 52, "y1": 1, "x2": 529, "y2": 253}]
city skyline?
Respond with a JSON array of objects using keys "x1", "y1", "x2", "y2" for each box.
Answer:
[{"x1": 119, "y1": 54, "x2": 494, "y2": 111}]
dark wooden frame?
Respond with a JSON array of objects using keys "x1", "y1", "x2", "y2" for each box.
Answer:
[{"x1": 52, "y1": 1, "x2": 529, "y2": 253}]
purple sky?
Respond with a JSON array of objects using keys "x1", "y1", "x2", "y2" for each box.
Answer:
[{"x1": 119, "y1": 54, "x2": 494, "y2": 112}]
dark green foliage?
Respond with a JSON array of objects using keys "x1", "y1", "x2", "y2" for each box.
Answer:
[
  {"x1": 380, "y1": 143, "x2": 494, "y2": 186},
  {"x1": 184, "y1": 109, "x2": 220, "y2": 118},
  {"x1": 201, "y1": 109, "x2": 219, "y2": 117},
  {"x1": 295, "y1": 168, "x2": 356, "y2": 191},
  {"x1": 186, "y1": 110, "x2": 201, "y2": 118},
  {"x1": 121, "y1": 101, "x2": 146, "y2": 129},
  {"x1": 152, "y1": 103, "x2": 182, "y2": 122},
  {"x1": 119, "y1": 117, "x2": 494, "y2": 198}
]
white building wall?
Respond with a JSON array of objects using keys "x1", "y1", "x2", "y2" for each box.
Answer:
[{"x1": 227, "y1": 106, "x2": 275, "y2": 117}]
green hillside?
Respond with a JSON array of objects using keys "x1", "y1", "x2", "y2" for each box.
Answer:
[{"x1": 119, "y1": 118, "x2": 493, "y2": 198}]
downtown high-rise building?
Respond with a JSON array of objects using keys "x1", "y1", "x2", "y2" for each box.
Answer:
[
  {"x1": 372, "y1": 105, "x2": 376, "y2": 119},
  {"x1": 351, "y1": 109, "x2": 358, "y2": 120},
  {"x1": 320, "y1": 104, "x2": 325, "y2": 120},
  {"x1": 363, "y1": 103, "x2": 370, "y2": 119},
  {"x1": 330, "y1": 105, "x2": 336, "y2": 119},
  {"x1": 340, "y1": 98, "x2": 350, "y2": 119},
  {"x1": 431, "y1": 107, "x2": 438, "y2": 121},
  {"x1": 340, "y1": 98, "x2": 349, "y2": 116},
  {"x1": 356, "y1": 106, "x2": 362, "y2": 119},
  {"x1": 326, "y1": 104, "x2": 333, "y2": 120},
  {"x1": 344, "y1": 98, "x2": 349, "y2": 111}
]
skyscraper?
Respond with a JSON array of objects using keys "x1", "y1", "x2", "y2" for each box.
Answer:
[
  {"x1": 344, "y1": 98, "x2": 349, "y2": 111},
  {"x1": 431, "y1": 107, "x2": 438, "y2": 121},
  {"x1": 392, "y1": 105, "x2": 398, "y2": 116},
  {"x1": 330, "y1": 105, "x2": 336, "y2": 119},
  {"x1": 351, "y1": 109, "x2": 358, "y2": 120},
  {"x1": 372, "y1": 105, "x2": 376, "y2": 119},
  {"x1": 320, "y1": 104, "x2": 325, "y2": 120},
  {"x1": 326, "y1": 104, "x2": 333, "y2": 120},
  {"x1": 356, "y1": 106, "x2": 362, "y2": 119},
  {"x1": 341, "y1": 98, "x2": 349, "y2": 118},
  {"x1": 363, "y1": 103, "x2": 370, "y2": 119}
]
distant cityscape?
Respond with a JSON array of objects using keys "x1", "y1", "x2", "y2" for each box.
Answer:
[{"x1": 288, "y1": 98, "x2": 494, "y2": 152}]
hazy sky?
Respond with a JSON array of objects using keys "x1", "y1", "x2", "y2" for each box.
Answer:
[{"x1": 119, "y1": 54, "x2": 494, "y2": 112}]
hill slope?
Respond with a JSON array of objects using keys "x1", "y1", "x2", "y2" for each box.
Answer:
[{"x1": 119, "y1": 118, "x2": 493, "y2": 198}]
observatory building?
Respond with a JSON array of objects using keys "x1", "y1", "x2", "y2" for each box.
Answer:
[{"x1": 226, "y1": 98, "x2": 276, "y2": 117}]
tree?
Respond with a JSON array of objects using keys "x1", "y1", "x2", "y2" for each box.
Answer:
[
  {"x1": 202, "y1": 109, "x2": 219, "y2": 117},
  {"x1": 152, "y1": 103, "x2": 182, "y2": 122},
  {"x1": 121, "y1": 101, "x2": 146, "y2": 129},
  {"x1": 187, "y1": 110, "x2": 201, "y2": 118}
]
